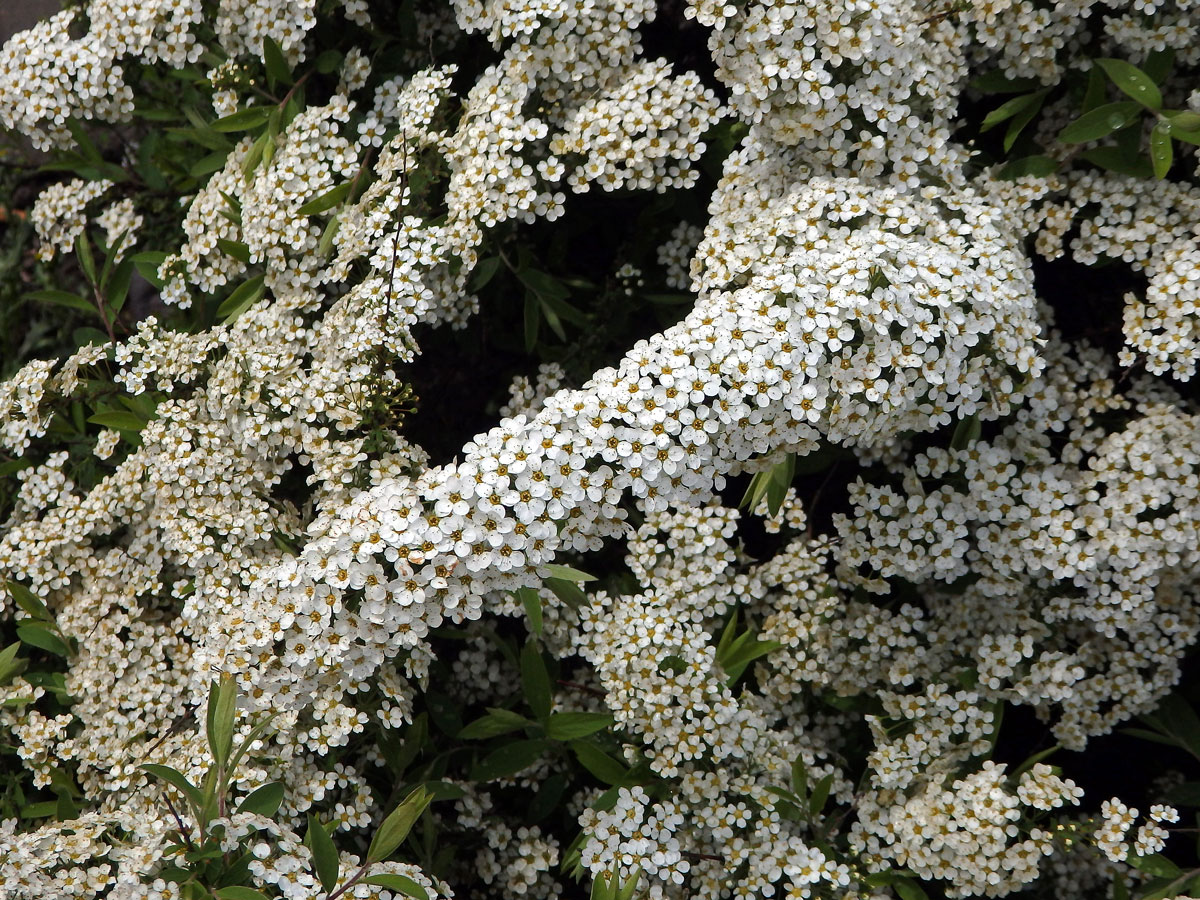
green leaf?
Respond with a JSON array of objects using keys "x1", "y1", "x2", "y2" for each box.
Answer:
[
  {"x1": 76, "y1": 231, "x2": 97, "y2": 283},
  {"x1": 361, "y1": 874, "x2": 429, "y2": 900},
  {"x1": 106, "y1": 259, "x2": 134, "y2": 316},
  {"x1": 88, "y1": 411, "x2": 146, "y2": 432},
  {"x1": 1163, "y1": 110, "x2": 1200, "y2": 132},
  {"x1": 969, "y1": 71, "x2": 1040, "y2": 94},
  {"x1": 215, "y1": 888, "x2": 271, "y2": 900},
  {"x1": 262, "y1": 37, "x2": 293, "y2": 89},
  {"x1": 765, "y1": 454, "x2": 795, "y2": 516},
  {"x1": 236, "y1": 781, "x2": 284, "y2": 817},
  {"x1": 950, "y1": 413, "x2": 981, "y2": 450},
  {"x1": 1059, "y1": 101, "x2": 1141, "y2": 144},
  {"x1": 470, "y1": 739, "x2": 548, "y2": 782},
  {"x1": 458, "y1": 707, "x2": 531, "y2": 740},
  {"x1": 141, "y1": 764, "x2": 203, "y2": 807},
  {"x1": 981, "y1": 90, "x2": 1047, "y2": 132},
  {"x1": 1150, "y1": 123, "x2": 1173, "y2": 179},
  {"x1": 1080, "y1": 147, "x2": 1154, "y2": 178},
  {"x1": 212, "y1": 107, "x2": 273, "y2": 133},
  {"x1": 367, "y1": 787, "x2": 433, "y2": 863},
  {"x1": 17, "y1": 625, "x2": 70, "y2": 658},
  {"x1": 1095, "y1": 58, "x2": 1162, "y2": 110},
  {"x1": 296, "y1": 183, "x2": 351, "y2": 216},
  {"x1": 25, "y1": 289, "x2": 95, "y2": 313},
  {"x1": 540, "y1": 564, "x2": 596, "y2": 583},
  {"x1": 318, "y1": 215, "x2": 341, "y2": 257},
  {"x1": 469, "y1": 257, "x2": 502, "y2": 293},
  {"x1": 1169, "y1": 782, "x2": 1200, "y2": 807},
  {"x1": 516, "y1": 587, "x2": 543, "y2": 636},
  {"x1": 546, "y1": 712, "x2": 614, "y2": 741},
  {"x1": 1010, "y1": 744, "x2": 1060, "y2": 780},
  {"x1": 521, "y1": 642, "x2": 553, "y2": 721},
  {"x1": 571, "y1": 741, "x2": 629, "y2": 786},
  {"x1": 306, "y1": 814, "x2": 340, "y2": 893},
  {"x1": 545, "y1": 577, "x2": 587, "y2": 611},
  {"x1": 5, "y1": 580, "x2": 50, "y2": 621},
  {"x1": 523, "y1": 292, "x2": 540, "y2": 351},
  {"x1": 242, "y1": 132, "x2": 270, "y2": 179},
  {"x1": 1004, "y1": 91, "x2": 1048, "y2": 152},
  {"x1": 216, "y1": 238, "x2": 251, "y2": 264},
  {"x1": 0, "y1": 642, "x2": 25, "y2": 684},
  {"x1": 206, "y1": 673, "x2": 238, "y2": 770},
  {"x1": 893, "y1": 879, "x2": 930, "y2": 900},
  {"x1": 130, "y1": 251, "x2": 169, "y2": 288},
  {"x1": 527, "y1": 771, "x2": 569, "y2": 824},
  {"x1": 189, "y1": 150, "x2": 231, "y2": 178},
  {"x1": 997, "y1": 155, "x2": 1059, "y2": 180},
  {"x1": 1127, "y1": 853, "x2": 1181, "y2": 878},
  {"x1": 217, "y1": 274, "x2": 266, "y2": 322},
  {"x1": 791, "y1": 755, "x2": 809, "y2": 798},
  {"x1": 808, "y1": 773, "x2": 833, "y2": 818},
  {"x1": 740, "y1": 469, "x2": 770, "y2": 511}
]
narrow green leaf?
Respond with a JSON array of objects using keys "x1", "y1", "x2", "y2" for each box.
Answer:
[
  {"x1": 571, "y1": 741, "x2": 628, "y2": 786},
  {"x1": 1003, "y1": 91, "x2": 1048, "y2": 152},
  {"x1": 361, "y1": 875, "x2": 429, "y2": 900},
  {"x1": 808, "y1": 773, "x2": 833, "y2": 817},
  {"x1": 546, "y1": 712, "x2": 614, "y2": 741},
  {"x1": 76, "y1": 231, "x2": 97, "y2": 283},
  {"x1": 523, "y1": 292, "x2": 540, "y2": 352},
  {"x1": 950, "y1": 413, "x2": 981, "y2": 450},
  {"x1": 1080, "y1": 147, "x2": 1154, "y2": 178},
  {"x1": 367, "y1": 786, "x2": 433, "y2": 862},
  {"x1": 1164, "y1": 110, "x2": 1200, "y2": 132},
  {"x1": 216, "y1": 238, "x2": 251, "y2": 264},
  {"x1": 236, "y1": 781, "x2": 285, "y2": 817},
  {"x1": 87, "y1": 411, "x2": 145, "y2": 432},
  {"x1": 894, "y1": 879, "x2": 930, "y2": 900},
  {"x1": 981, "y1": 90, "x2": 1046, "y2": 131},
  {"x1": 1095, "y1": 57, "x2": 1162, "y2": 110},
  {"x1": 141, "y1": 764, "x2": 203, "y2": 807},
  {"x1": 189, "y1": 150, "x2": 231, "y2": 178},
  {"x1": 212, "y1": 107, "x2": 273, "y2": 133},
  {"x1": 318, "y1": 215, "x2": 340, "y2": 257},
  {"x1": 206, "y1": 673, "x2": 238, "y2": 770},
  {"x1": 16, "y1": 625, "x2": 70, "y2": 658},
  {"x1": 458, "y1": 707, "x2": 531, "y2": 740},
  {"x1": 1150, "y1": 123, "x2": 1173, "y2": 179},
  {"x1": 0, "y1": 642, "x2": 25, "y2": 684},
  {"x1": 739, "y1": 469, "x2": 770, "y2": 510},
  {"x1": 25, "y1": 289, "x2": 94, "y2": 313},
  {"x1": 306, "y1": 814, "x2": 340, "y2": 893},
  {"x1": 1059, "y1": 101, "x2": 1141, "y2": 144},
  {"x1": 5, "y1": 581, "x2": 50, "y2": 621},
  {"x1": 516, "y1": 587, "x2": 543, "y2": 635},
  {"x1": 969, "y1": 71, "x2": 1040, "y2": 94},
  {"x1": 791, "y1": 755, "x2": 808, "y2": 798},
  {"x1": 296, "y1": 183, "x2": 351, "y2": 216},
  {"x1": 521, "y1": 642, "x2": 553, "y2": 720},
  {"x1": 106, "y1": 259, "x2": 134, "y2": 316},
  {"x1": 998, "y1": 155, "x2": 1059, "y2": 179},
  {"x1": 468, "y1": 257, "x2": 501, "y2": 293},
  {"x1": 541, "y1": 564, "x2": 596, "y2": 583},
  {"x1": 217, "y1": 274, "x2": 266, "y2": 322},
  {"x1": 1127, "y1": 853, "x2": 1182, "y2": 878},
  {"x1": 545, "y1": 577, "x2": 587, "y2": 611},
  {"x1": 470, "y1": 739, "x2": 548, "y2": 782},
  {"x1": 263, "y1": 37, "x2": 293, "y2": 89}
]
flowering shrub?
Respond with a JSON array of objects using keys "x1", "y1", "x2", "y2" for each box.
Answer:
[{"x1": 1, "y1": 1, "x2": 1200, "y2": 899}]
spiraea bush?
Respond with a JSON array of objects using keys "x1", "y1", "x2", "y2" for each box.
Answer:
[{"x1": 2, "y1": 1, "x2": 1200, "y2": 898}]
